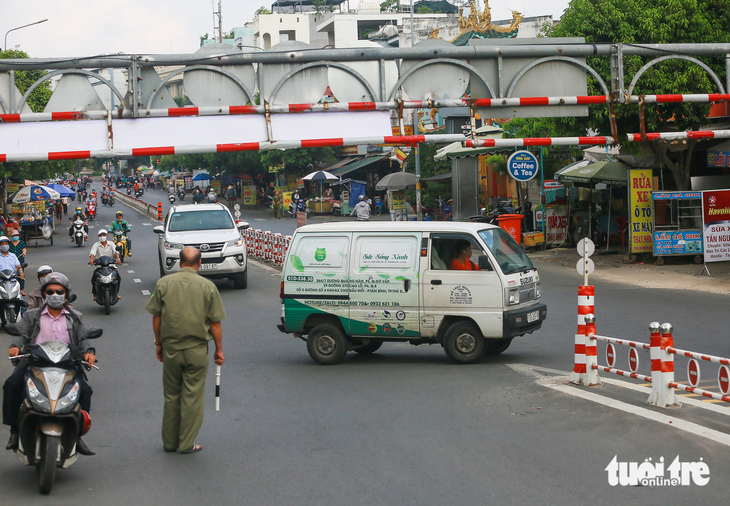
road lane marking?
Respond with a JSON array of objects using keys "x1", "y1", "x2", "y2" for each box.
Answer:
[
  {"x1": 141, "y1": 290, "x2": 150, "y2": 295},
  {"x1": 143, "y1": 223, "x2": 152, "y2": 226},
  {"x1": 254, "y1": 218, "x2": 265, "y2": 221},
  {"x1": 127, "y1": 270, "x2": 134, "y2": 273},
  {"x1": 134, "y1": 278, "x2": 141, "y2": 283},
  {"x1": 508, "y1": 363, "x2": 730, "y2": 446}
]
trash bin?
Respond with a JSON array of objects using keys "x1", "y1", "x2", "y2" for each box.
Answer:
[{"x1": 496, "y1": 214, "x2": 524, "y2": 245}]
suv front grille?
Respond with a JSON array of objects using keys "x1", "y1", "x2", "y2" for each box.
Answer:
[
  {"x1": 201, "y1": 257, "x2": 226, "y2": 264},
  {"x1": 190, "y1": 242, "x2": 225, "y2": 253}
]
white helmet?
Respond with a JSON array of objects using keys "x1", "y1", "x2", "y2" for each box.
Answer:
[
  {"x1": 37, "y1": 265, "x2": 53, "y2": 279},
  {"x1": 98, "y1": 229, "x2": 108, "y2": 236},
  {"x1": 0, "y1": 236, "x2": 9, "y2": 243}
]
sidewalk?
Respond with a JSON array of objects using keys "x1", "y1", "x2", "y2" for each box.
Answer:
[{"x1": 528, "y1": 246, "x2": 730, "y2": 295}]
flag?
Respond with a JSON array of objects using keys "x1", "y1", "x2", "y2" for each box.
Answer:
[{"x1": 396, "y1": 148, "x2": 407, "y2": 164}]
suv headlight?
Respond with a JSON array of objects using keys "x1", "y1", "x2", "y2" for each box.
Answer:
[
  {"x1": 505, "y1": 287, "x2": 520, "y2": 305},
  {"x1": 227, "y1": 238, "x2": 243, "y2": 248},
  {"x1": 164, "y1": 241, "x2": 184, "y2": 250}
]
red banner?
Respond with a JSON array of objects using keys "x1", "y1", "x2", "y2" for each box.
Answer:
[{"x1": 702, "y1": 189, "x2": 730, "y2": 263}]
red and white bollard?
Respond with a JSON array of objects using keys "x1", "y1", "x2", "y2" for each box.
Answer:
[
  {"x1": 570, "y1": 285, "x2": 595, "y2": 385},
  {"x1": 647, "y1": 322, "x2": 679, "y2": 407}
]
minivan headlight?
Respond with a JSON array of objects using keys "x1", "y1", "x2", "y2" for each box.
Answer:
[
  {"x1": 535, "y1": 282, "x2": 541, "y2": 298},
  {"x1": 227, "y1": 238, "x2": 243, "y2": 247},
  {"x1": 506, "y1": 287, "x2": 520, "y2": 305},
  {"x1": 164, "y1": 241, "x2": 184, "y2": 250}
]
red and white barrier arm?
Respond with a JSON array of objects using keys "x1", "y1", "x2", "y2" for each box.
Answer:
[
  {"x1": 464, "y1": 136, "x2": 614, "y2": 148},
  {"x1": 668, "y1": 382, "x2": 730, "y2": 403},
  {"x1": 666, "y1": 347, "x2": 730, "y2": 366},
  {"x1": 591, "y1": 334, "x2": 650, "y2": 350},
  {"x1": 627, "y1": 130, "x2": 730, "y2": 142},
  {"x1": 628, "y1": 93, "x2": 730, "y2": 104},
  {"x1": 592, "y1": 365, "x2": 652, "y2": 382}
]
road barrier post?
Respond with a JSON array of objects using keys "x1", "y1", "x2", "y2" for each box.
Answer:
[
  {"x1": 570, "y1": 285, "x2": 594, "y2": 385},
  {"x1": 584, "y1": 314, "x2": 601, "y2": 385},
  {"x1": 648, "y1": 323, "x2": 679, "y2": 407},
  {"x1": 158, "y1": 202, "x2": 162, "y2": 221}
]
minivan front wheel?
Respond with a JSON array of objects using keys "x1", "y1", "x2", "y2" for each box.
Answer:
[
  {"x1": 443, "y1": 321, "x2": 485, "y2": 364},
  {"x1": 307, "y1": 323, "x2": 349, "y2": 365}
]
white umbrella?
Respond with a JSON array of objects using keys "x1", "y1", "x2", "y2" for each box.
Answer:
[
  {"x1": 10, "y1": 185, "x2": 61, "y2": 203},
  {"x1": 302, "y1": 170, "x2": 338, "y2": 198}
]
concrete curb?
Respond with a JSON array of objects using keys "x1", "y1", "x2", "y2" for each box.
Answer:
[{"x1": 113, "y1": 189, "x2": 161, "y2": 221}]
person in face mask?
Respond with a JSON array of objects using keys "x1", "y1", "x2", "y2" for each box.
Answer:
[
  {"x1": 108, "y1": 211, "x2": 131, "y2": 257},
  {"x1": 0, "y1": 236, "x2": 24, "y2": 285},
  {"x1": 3, "y1": 272, "x2": 97, "y2": 455},
  {"x1": 7, "y1": 231, "x2": 26, "y2": 293},
  {"x1": 89, "y1": 229, "x2": 121, "y2": 302}
]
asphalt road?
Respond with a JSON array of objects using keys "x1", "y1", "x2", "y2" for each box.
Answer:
[{"x1": 1, "y1": 198, "x2": 730, "y2": 504}]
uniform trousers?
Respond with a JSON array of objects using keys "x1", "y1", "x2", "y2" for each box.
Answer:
[{"x1": 161, "y1": 343, "x2": 208, "y2": 452}]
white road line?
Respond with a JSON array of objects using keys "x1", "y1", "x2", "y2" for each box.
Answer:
[
  {"x1": 141, "y1": 289, "x2": 150, "y2": 295},
  {"x1": 133, "y1": 278, "x2": 142, "y2": 283},
  {"x1": 254, "y1": 218, "x2": 266, "y2": 221},
  {"x1": 508, "y1": 363, "x2": 730, "y2": 447},
  {"x1": 127, "y1": 270, "x2": 135, "y2": 273},
  {"x1": 143, "y1": 223, "x2": 152, "y2": 226}
]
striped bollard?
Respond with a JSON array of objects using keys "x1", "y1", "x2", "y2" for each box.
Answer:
[
  {"x1": 583, "y1": 314, "x2": 601, "y2": 386},
  {"x1": 158, "y1": 202, "x2": 162, "y2": 221},
  {"x1": 570, "y1": 285, "x2": 594, "y2": 385},
  {"x1": 647, "y1": 322, "x2": 679, "y2": 407}
]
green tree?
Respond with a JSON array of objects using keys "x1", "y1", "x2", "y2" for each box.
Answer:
[
  {"x1": 403, "y1": 143, "x2": 452, "y2": 206},
  {"x1": 513, "y1": 0, "x2": 730, "y2": 190},
  {"x1": 255, "y1": 6, "x2": 272, "y2": 15}
]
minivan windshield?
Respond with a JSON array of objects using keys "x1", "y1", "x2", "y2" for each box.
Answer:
[
  {"x1": 478, "y1": 228, "x2": 535, "y2": 275},
  {"x1": 168, "y1": 210, "x2": 234, "y2": 232}
]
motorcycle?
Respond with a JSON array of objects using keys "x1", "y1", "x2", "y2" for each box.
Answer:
[
  {"x1": 126, "y1": 186, "x2": 132, "y2": 196},
  {"x1": 92, "y1": 256, "x2": 120, "y2": 315},
  {"x1": 207, "y1": 191, "x2": 217, "y2": 203},
  {"x1": 287, "y1": 198, "x2": 307, "y2": 218},
  {"x1": 192, "y1": 191, "x2": 203, "y2": 204},
  {"x1": 70, "y1": 218, "x2": 86, "y2": 247},
  {"x1": 107, "y1": 192, "x2": 115, "y2": 206},
  {"x1": 468, "y1": 201, "x2": 513, "y2": 225},
  {"x1": 101, "y1": 193, "x2": 108, "y2": 206},
  {"x1": 85, "y1": 202, "x2": 96, "y2": 221},
  {"x1": 5, "y1": 323, "x2": 102, "y2": 495},
  {"x1": 78, "y1": 189, "x2": 87, "y2": 202},
  {"x1": 176, "y1": 189, "x2": 185, "y2": 201},
  {"x1": 112, "y1": 227, "x2": 131, "y2": 261},
  {"x1": 168, "y1": 194, "x2": 176, "y2": 204},
  {"x1": 134, "y1": 188, "x2": 144, "y2": 198},
  {"x1": 0, "y1": 267, "x2": 27, "y2": 325}
]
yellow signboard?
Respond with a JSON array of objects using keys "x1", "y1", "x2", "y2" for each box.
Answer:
[
  {"x1": 390, "y1": 191, "x2": 405, "y2": 210},
  {"x1": 243, "y1": 186, "x2": 257, "y2": 206},
  {"x1": 6, "y1": 183, "x2": 19, "y2": 193},
  {"x1": 210, "y1": 180, "x2": 221, "y2": 194},
  {"x1": 629, "y1": 168, "x2": 653, "y2": 253},
  {"x1": 283, "y1": 191, "x2": 293, "y2": 210}
]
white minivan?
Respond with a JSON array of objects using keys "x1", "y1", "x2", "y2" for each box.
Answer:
[{"x1": 278, "y1": 222, "x2": 547, "y2": 364}]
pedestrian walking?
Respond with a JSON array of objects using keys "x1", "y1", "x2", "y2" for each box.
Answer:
[
  {"x1": 145, "y1": 247, "x2": 226, "y2": 454},
  {"x1": 273, "y1": 191, "x2": 283, "y2": 219},
  {"x1": 226, "y1": 185, "x2": 236, "y2": 208}
]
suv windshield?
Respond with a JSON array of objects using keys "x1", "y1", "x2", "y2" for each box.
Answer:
[
  {"x1": 478, "y1": 228, "x2": 534, "y2": 275},
  {"x1": 168, "y1": 210, "x2": 234, "y2": 232}
]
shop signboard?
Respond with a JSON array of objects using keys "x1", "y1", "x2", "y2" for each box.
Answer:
[
  {"x1": 702, "y1": 189, "x2": 730, "y2": 262},
  {"x1": 507, "y1": 151, "x2": 539, "y2": 182},
  {"x1": 210, "y1": 180, "x2": 221, "y2": 194},
  {"x1": 707, "y1": 151, "x2": 730, "y2": 168},
  {"x1": 243, "y1": 186, "x2": 256, "y2": 206},
  {"x1": 544, "y1": 205, "x2": 568, "y2": 246},
  {"x1": 283, "y1": 191, "x2": 293, "y2": 210},
  {"x1": 653, "y1": 231, "x2": 703, "y2": 256},
  {"x1": 629, "y1": 168, "x2": 653, "y2": 254},
  {"x1": 6, "y1": 183, "x2": 19, "y2": 193},
  {"x1": 390, "y1": 191, "x2": 406, "y2": 210}
]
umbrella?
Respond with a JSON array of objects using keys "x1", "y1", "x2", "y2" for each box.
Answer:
[
  {"x1": 45, "y1": 184, "x2": 76, "y2": 197},
  {"x1": 302, "y1": 170, "x2": 338, "y2": 182},
  {"x1": 376, "y1": 171, "x2": 418, "y2": 191},
  {"x1": 10, "y1": 185, "x2": 61, "y2": 203},
  {"x1": 192, "y1": 173, "x2": 213, "y2": 181},
  {"x1": 555, "y1": 160, "x2": 629, "y2": 185}
]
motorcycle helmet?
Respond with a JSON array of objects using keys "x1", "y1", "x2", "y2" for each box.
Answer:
[
  {"x1": 115, "y1": 211, "x2": 123, "y2": 218},
  {"x1": 80, "y1": 410, "x2": 92, "y2": 436},
  {"x1": 0, "y1": 236, "x2": 9, "y2": 244},
  {"x1": 98, "y1": 229, "x2": 108, "y2": 237},
  {"x1": 36, "y1": 265, "x2": 53, "y2": 280},
  {"x1": 76, "y1": 207, "x2": 82, "y2": 212},
  {"x1": 40, "y1": 272, "x2": 71, "y2": 300},
  {"x1": 359, "y1": 195, "x2": 365, "y2": 201}
]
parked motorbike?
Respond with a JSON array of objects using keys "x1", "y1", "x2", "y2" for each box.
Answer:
[
  {"x1": 112, "y1": 228, "x2": 131, "y2": 261},
  {"x1": 85, "y1": 202, "x2": 96, "y2": 221},
  {"x1": 92, "y1": 256, "x2": 120, "y2": 315},
  {"x1": 70, "y1": 218, "x2": 85, "y2": 247},
  {"x1": 176, "y1": 188, "x2": 185, "y2": 200},
  {"x1": 5, "y1": 323, "x2": 102, "y2": 494},
  {"x1": 0, "y1": 267, "x2": 27, "y2": 325},
  {"x1": 468, "y1": 201, "x2": 514, "y2": 225},
  {"x1": 287, "y1": 199, "x2": 307, "y2": 218}
]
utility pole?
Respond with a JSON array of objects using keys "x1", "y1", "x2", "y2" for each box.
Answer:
[
  {"x1": 410, "y1": 0, "x2": 422, "y2": 220},
  {"x1": 213, "y1": 0, "x2": 223, "y2": 43}
]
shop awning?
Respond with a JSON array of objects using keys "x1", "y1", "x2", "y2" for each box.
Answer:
[
  {"x1": 555, "y1": 160, "x2": 630, "y2": 185},
  {"x1": 330, "y1": 155, "x2": 388, "y2": 177}
]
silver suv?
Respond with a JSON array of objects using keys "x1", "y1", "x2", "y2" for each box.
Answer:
[{"x1": 154, "y1": 204, "x2": 250, "y2": 289}]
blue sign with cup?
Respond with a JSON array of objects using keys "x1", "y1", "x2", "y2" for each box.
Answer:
[{"x1": 507, "y1": 151, "x2": 539, "y2": 182}]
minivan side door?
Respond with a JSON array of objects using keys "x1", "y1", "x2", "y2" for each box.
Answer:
[
  {"x1": 421, "y1": 233, "x2": 503, "y2": 338},
  {"x1": 348, "y1": 232, "x2": 421, "y2": 338}
]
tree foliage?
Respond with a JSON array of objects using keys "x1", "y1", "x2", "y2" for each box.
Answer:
[
  {"x1": 512, "y1": 0, "x2": 730, "y2": 189},
  {"x1": 403, "y1": 143, "x2": 452, "y2": 205}
]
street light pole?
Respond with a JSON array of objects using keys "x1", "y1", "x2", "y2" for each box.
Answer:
[{"x1": 4, "y1": 19, "x2": 48, "y2": 51}]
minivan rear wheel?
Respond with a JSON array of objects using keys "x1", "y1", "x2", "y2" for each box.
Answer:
[
  {"x1": 443, "y1": 321, "x2": 485, "y2": 364},
  {"x1": 307, "y1": 323, "x2": 349, "y2": 365}
]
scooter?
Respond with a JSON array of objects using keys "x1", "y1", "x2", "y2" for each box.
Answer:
[
  {"x1": 135, "y1": 188, "x2": 144, "y2": 198},
  {"x1": 92, "y1": 256, "x2": 120, "y2": 315},
  {"x1": 78, "y1": 189, "x2": 87, "y2": 202},
  {"x1": 0, "y1": 267, "x2": 27, "y2": 325},
  {"x1": 5, "y1": 323, "x2": 102, "y2": 495},
  {"x1": 207, "y1": 191, "x2": 217, "y2": 203},
  {"x1": 85, "y1": 202, "x2": 96, "y2": 221},
  {"x1": 70, "y1": 218, "x2": 86, "y2": 247},
  {"x1": 107, "y1": 192, "x2": 115, "y2": 206},
  {"x1": 468, "y1": 201, "x2": 513, "y2": 225},
  {"x1": 112, "y1": 228, "x2": 131, "y2": 261},
  {"x1": 176, "y1": 188, "x2": 185, "y2": 201},
  {"x1": 101, "y1": 193, "x2": 108, "y2": 206},
  {"x1": 287, "y1": 199, "x2": 307, "y2": 218},
  {"x1": 168, "y1": 194, "x2": 176, "y2": 204},
  {"x1": 126, "y1": 186, "x2": 132, "y2": 196}
]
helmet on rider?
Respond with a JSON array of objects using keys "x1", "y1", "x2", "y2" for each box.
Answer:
[
  {"x1": 98, "y1": 229, "x2": 108, "y2": 240},
  {"x1": 76, "y1": 207, "x2": 82, "y2": 213},
  {"x1": 359, "y1": 195, "x2": 365, "y2": 201},
  {"x1": 115, "y1": 211, "x2": 123, "y2": 221},
  {"x1": 36, "y1": 265, "x2": 53, "y2": 282},
  {"x1": 40, "y1": 272, "x2": 71, "y2": 301}
]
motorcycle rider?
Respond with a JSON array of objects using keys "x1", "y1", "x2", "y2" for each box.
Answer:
[
  {"x1": 108, "y1": 211, "x2": 132, "y2": 257},
  {"x1": 350, "y1": 195, "x2": 371, "y2": 221},
  {"x1": 167, "y1": 184, "x2": 175, "y2": 195},
  {"x1": 207, "y1": 188, "x2": 217, "y2": 203},
  {"x1": 26, "y1": 265, "x2": 53, "y2": 310},
  {"x1": 3, "y1": 272, "x2": 97, "y2": 455},
  {"x1": 0, "y1": 236, "x2": 24, "y2": 281},
  {"x1": 89, "y1": 229, "x2": 122, "y2": 301},
  {"x1": 192, "y1": 185, "x2": 203, "y2": 204},
  {"x1": 69, "y1": 207, "x2": 89, "y2": 242}
]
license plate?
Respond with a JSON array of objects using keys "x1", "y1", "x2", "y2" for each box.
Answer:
[
  {"x1": 527, "y1": 310, "x2": 539, "y2": 323},
  {"x1": 199, "y1": 263, "x2": 218, "y2": 270}
]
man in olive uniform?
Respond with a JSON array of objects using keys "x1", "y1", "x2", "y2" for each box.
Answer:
[{"x1": 144, "y1": 247, "x2": 226, "y2": 454}]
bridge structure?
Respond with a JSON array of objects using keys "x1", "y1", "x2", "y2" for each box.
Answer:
[{"x1": 0, "y1": 40, "x2": 730, "y2": 163}]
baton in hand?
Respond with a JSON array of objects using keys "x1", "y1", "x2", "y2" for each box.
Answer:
[{"x1": 215, "y1": 364, "x2": 221, "y2": 412}]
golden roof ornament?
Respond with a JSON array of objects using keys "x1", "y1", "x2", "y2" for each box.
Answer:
[{"x1": 453, "y1": 0, "x2": 523, "y2": 43}]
